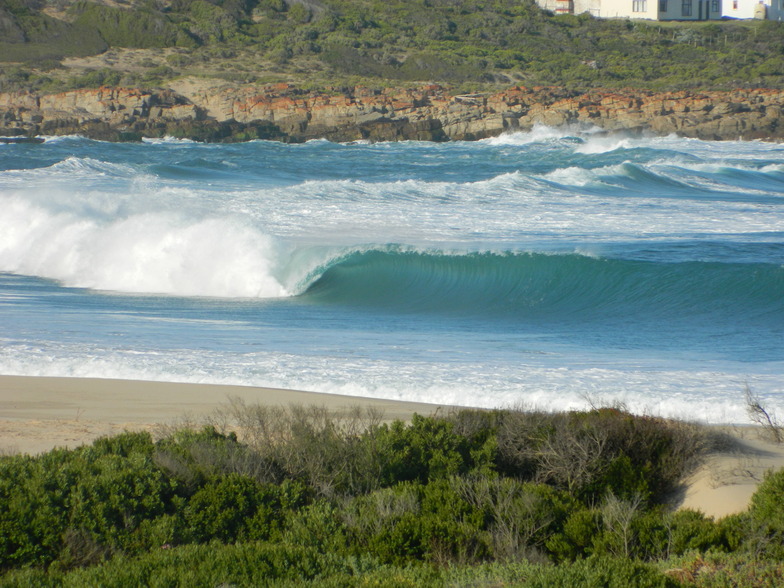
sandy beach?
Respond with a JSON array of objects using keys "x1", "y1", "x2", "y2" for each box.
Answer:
[
  {"x1": 0, "y1": 375, "x2": 445, "y2": 455},
  {"x1": 2, "y1": 374, "x2": 783, "y2": 520}
]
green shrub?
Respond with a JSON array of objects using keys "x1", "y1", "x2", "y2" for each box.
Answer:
[
  {"x1": 419, "y1": 478, "x2": 490, "y2": 564},
  {"x1": 87, "y1": 430, "x2": 155, "y2": 458},
  {"x1": 0, "y1": 432, "x2": 183, "y2": 569},
  {"x1": 68, "y1": 452, "x2": 177, "y2": 552},
  {"x1": 45, "y1": 542, "x2": 360, "y2": 586},
  {"x1": 182, "y1": 474, "x2": 288, "y2": 543},
  {"x1": 454, "y1": 476, "x2": 575, "y2": 560},
  {"x1": 283, "y1": 499, "x2": 349, "y2": 555},
  {"x1": 667, "y1": 509, "x2": 731, "y2": 555},
  {"x1": 547, "y1": 507, "x2": 602, "y2": 561},
  {"x1": 373, "y1": 413, "x2": 496, "y2": 486},
  {"x1": 745, "y1": 468, "x2": 784, "y2": 558},
  {"x1": 664, "y1": 551, "x2": 784, "y2": 587},
  {"x1": 67, "y1": 68, "x2": 124, "y2": 89},
  {"x1": 0, "y1": 406, "x2": 754, "y2": 581},
  {"x1": 340, "y1": 479, "x2": 490, "y2": 565},
  {"x1": 0, "y1": 452, "x2": 72, "y2": 568},
  {"x1": 492, "y1": 408, "x2": 706, "y2": 504},
  {"x1": 153, "y1": 425, "x2": 284, "y2": 490},
  {"x1": 69, "y1": 2, "x2": 187, "y2": 49},
  {"x1": 529, "y1": 555, "x2": 679, "y2": 588}
]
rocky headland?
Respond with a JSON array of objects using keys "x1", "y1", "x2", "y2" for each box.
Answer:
[{"x1": 1, "y1": 82, "x2": 783, "y2": 142}]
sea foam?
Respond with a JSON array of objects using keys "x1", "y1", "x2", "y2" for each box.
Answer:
[{"x1": 0, "y1": 195, "x2": 288, "y2": 297}]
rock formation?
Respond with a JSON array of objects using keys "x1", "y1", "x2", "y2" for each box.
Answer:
[{"x1": 1, "y1": 83, "x2": 783, "y2": 142}]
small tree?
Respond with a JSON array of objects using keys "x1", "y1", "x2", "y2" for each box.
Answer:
[{"x1": 745, "y1": 385, "x2": 782, "y2": 443}]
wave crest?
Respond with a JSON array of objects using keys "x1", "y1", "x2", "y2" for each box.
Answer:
[{"x1": 0, "y1": 197, "x2": 288, "y2": 298}]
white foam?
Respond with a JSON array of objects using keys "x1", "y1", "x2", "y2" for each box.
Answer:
[
  {"x1": 0, "y1": 341, "x2": 779, "y2": 424},
  {"x1": 540, "y1": 165, "x2": 599, "y2": 187},
  {"x1": 482, "y1": 124, "x2": 584, "y2": 146},
  {"x1": 0, "y1": 196, "x2": 288, "y2": 298},
  {"x1": 40, "y1": 135, "x2": 85, "y2": 143},
  {"x1": 575, "y1": 135, "x2": 636, "y2": 154},
  {"x1": 141, "y1": 136, "x2": 197, "y2": 144},
  {"x1": 1, "y1": 157, "x2": 141, "y2": 187}
]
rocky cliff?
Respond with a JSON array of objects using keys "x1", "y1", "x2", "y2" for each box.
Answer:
[{"x1": 1, "y1": 83, "x2": 783, "y2": 142}]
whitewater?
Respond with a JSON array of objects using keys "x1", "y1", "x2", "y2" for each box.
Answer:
[{"x1": 1, "y1": 127, "x2": 782, "y2": 423}]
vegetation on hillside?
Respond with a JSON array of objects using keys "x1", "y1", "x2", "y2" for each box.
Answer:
[
  {"x1": 2, "y1": 0, "x2": 784, "y2": 93},
  {"x1": 2, "y1": 403, "x2": 784, "y2": 586}
]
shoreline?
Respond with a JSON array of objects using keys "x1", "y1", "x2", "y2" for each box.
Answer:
[{"x1": 2, "y1": 374, "x2": 783, "y2": 518}]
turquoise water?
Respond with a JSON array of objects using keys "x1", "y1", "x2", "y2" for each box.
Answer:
[{"x1": 1, "y1": 128, "x2": 782, "y2": 422}]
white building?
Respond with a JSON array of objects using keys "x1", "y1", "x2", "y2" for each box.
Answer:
[
  {"x1": 602, "y1": 0, "x2": 721, "y2": 19},
  {"x1": 540, "y1": 0, "x2": 601, "y2": 16},
  {"x1": 538, "y1": 0, "x2": 784, "y2": 19},
  {"x1": 723, "y1": 0, "x2": 784, "y2": 20}
]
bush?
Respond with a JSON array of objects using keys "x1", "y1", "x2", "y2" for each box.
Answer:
[
  {"x1": 491, "y1": 408, "x2": 706, "y2": 504},
  {"x1": 182, "y1": 474, "x2": 286, "y2": 543},
  {"x1": 153, "y1": 425, "x2": 284, "y2": 490},
  {"x1": 69, "y1": 2, "x2": 186, "y2": 49},
  {"x1": 745, "y1": 468, "x2": 784, "y2": 558},
  {"x1": 664, "y1": 551, "x2": 784, "y2": 587},
  {"x1": 0, "y1": 404, "x2": 742, "y2": 582},
  {"x1": 40, "y1": 542, "x2": 367, "y2": 586},
  {"x1": 454, "y1": 476, "x2": 574, "y2": 560},
  {"x1": 0, "y1": 452, "x2": 72, "y2": 568},
  {"x1": 529, "y1": 555, "x2": 680, "y2": 588},
  {"x1": 0, "y1": 432, "x2": 174, "y2": 569},
  {"x1": 667, "y1": 509, "x2": 731, "y2": 555},
  {"x1": 68, "y1": 452, "x2": 175, "y2": 551},
  {"x1": 211, "y1": 400, "x2": 388, "y2": 496},
  {"x1": 283, "y1": 499, "x2": 349, "y2": 554},
  {"x1": 373, "y1": 413, "x2": 496, "y2": 486}
]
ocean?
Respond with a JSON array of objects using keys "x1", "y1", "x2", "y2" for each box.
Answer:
[{"x1": 1, "y1": 127, "x2": 782, "y2": 423}]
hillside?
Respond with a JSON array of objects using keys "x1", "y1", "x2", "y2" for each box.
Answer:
[{"x1": 2, "y1": 0, "x2": 784, "y2": 94}]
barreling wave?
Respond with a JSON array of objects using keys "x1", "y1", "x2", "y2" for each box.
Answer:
[{"x1": 301, "y1": 248, "x2": 784, "y2": 323}]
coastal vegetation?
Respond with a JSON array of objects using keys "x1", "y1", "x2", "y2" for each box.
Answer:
[
  {"x1": 2, "y1": 0, "x2": 784, "y2": 94},
  {"x1": 2, "y1": 403, "x2": 784, "y2": 586}
]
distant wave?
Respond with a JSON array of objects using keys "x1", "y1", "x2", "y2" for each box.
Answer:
[
  {"x1": 538, "y1": 160, "x2": 784, "y2": 200},
  {"x1": 13, "y1": 155, "x2": 782, "y2": 202}
]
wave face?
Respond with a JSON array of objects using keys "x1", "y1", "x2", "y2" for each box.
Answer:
[
  {"x1": 303, "y1": 248, "x2": 784, "y2": 323},
  {"x1": 1, "y1": 129, "x2": 783, "y2": 422}
]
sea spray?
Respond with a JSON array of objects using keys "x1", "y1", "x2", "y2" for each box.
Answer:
[{"x1": 0, "y1": 196, "x2": 288, "y2": 297}]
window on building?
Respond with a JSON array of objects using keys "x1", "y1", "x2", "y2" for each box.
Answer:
[
  {"x1": 732, "y1": 0, "x2": 738, "y2": 8},
  {"x1": 682, "y1": 0, "x2": 692, "y2": 15},
  {"x1": 660, "y1": 0, "x2": 668, "y2": 9},
  {"x1": 711, "y1": 0, "x2": 719, "y2": 10},
  {"x1": 633, "y1": 0, "x2": 648, "y2": 10}
]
